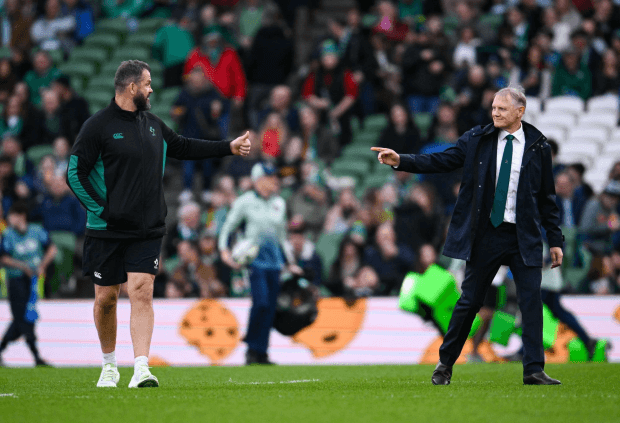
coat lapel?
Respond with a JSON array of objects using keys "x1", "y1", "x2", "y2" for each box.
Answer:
[{"x1": 521, "y1": 121, "x2": 545, "y2": 167}]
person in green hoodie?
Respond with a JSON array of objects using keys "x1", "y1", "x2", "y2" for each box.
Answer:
[
  {"x1": 551, "y1": 48, "x2": 592, "y2": 99},
  {"x1": 152, "y1": 14, "x2": 195, "y2": 88}
]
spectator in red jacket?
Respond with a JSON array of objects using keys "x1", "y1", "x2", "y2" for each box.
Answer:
[
  {"x1": 184, "y1": 27, "x2": 247, "y2": 110},
  {"x1": 302, "y1": 39, "x2": 358, "y2": 149}
]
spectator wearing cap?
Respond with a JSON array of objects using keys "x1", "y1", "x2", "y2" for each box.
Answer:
[
  {"x1": 183, "y1": 26, "x2": 247, "y2": 112},
  {"x1": 152, "y1": 14, "x2": 196, "y2": 88},
  {"x1": 51, "y1": 75, "x2": 90, "y2": 144},
  {"x1": 61, "y1": 0, "x2": 94, "y2": 44},
  {"x1": 23, "y1": 51, "x2": 61, "y2": 107},
  {"x1": 30, "y1": 0, "x2": 76, "y2": 54},
  {"x1": 219, "y1": 162, "x2": 302, "y2": 364},
  {"x1": 579, "y1": 181, "x2": 620, "y2": 256},
  {"x1": 284, "y1": 222, "x2": 323, "y2": 287},
  {"x1": 302, "y1": 39, "x2": 358, "y2": 148}
]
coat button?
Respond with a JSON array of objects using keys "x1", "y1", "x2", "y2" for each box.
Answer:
[{"x1": 479, "y1": 162, "x2": 482, "y2": 164}]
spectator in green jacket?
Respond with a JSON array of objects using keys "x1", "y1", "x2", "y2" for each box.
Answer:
[
  {"x1": 551, "y1": 48, "x2": 592, "y2": 99},
  {"x1": 152, "y1": 14, "x2": 195, "y2": 87},
  {"x1": 23, "y1": 51, "x2": 61, "y2": 107}
]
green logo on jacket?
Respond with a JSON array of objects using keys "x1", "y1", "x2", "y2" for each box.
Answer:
[
  {"x1": 150, "y1": 127, "x2": 156, "y2": 136},
  {"x1": 113, "y1": 133, "x2": 123, "y2": 139}
]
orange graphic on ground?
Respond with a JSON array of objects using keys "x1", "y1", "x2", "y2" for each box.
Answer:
[
  {"x1": 293, "y1": 297, "x2": 367, "y2": 358},
  {"x1": 178, "y1": 299, "x2": 241, "y2": 364},
  {"x1": 148, "y1": 355, "x2": 171, "y2": 367},
  {"x1": 614, "y1": 306, "x2": 620, "y2": 323}
]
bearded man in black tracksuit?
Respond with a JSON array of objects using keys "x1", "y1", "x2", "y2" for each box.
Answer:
[{"x1": 66, "y1": 60, "x2": 251, "y2": 388}]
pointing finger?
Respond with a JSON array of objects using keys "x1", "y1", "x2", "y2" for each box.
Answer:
[{"x1": 371, "y1": 147, "x2": 387, "y2": 152}]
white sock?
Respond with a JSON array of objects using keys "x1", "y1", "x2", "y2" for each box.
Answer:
[
  {"x1": 103, "y1": 351, "x2": 116, "y2": 367},
  {"x1": 134, "y1": 356, "x2": 149, "y2": 374}
]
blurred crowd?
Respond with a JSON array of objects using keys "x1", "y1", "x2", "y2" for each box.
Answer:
[{"x1": 0, "y1": 0, "x2": 619, "y2": 298}]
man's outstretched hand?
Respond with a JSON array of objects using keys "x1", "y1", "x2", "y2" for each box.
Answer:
[
  {"x1": 230, "y1": 131, "x2": 251, "y2": 156},
  {"x1": 371, "y1": 147, "x2": 400, "y2": 167}
]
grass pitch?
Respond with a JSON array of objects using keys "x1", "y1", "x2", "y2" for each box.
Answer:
[{"x1": 0, "y1": 363, "x2": 618, "y2": 423}]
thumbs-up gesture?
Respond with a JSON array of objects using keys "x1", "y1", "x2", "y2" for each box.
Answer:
[
  {"x1": 370, "y1": 147, "x2": 400, "y2": 167},
  {"x1": 230, "y1": 131, "x2": 251, "y2": 157}
]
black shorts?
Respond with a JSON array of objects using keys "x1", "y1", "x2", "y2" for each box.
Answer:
[
  {"x1": 83, "y1": 236, "x2": 163, "y2": 286},
  {"x1": 483, "y1": 284, "x2": 499, "y2": 309}
]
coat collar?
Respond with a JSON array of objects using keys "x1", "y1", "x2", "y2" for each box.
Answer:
[
  {"x1": 472, "y1": 121, "x2": 545, "y2": 146},
  {"x1": 109, "y1": 97, "x2": 140, "y2": 121}
]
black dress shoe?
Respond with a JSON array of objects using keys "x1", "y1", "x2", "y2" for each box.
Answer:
[
  {"x1": 432, "y1": 362, "x2": 452, "y2": 385},
  {"x1": 245, "y1": 349, "x2": 275, "y2": 365},
  {"x1": 523, "y1": 372, "x2": 561, "y2": 385}
]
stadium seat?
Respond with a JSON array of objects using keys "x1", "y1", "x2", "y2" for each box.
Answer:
[
  {"x1": 555, "y1": 152, "x2": 593, "y2": 167},
  {"x1": 537, "y1": 126, "x2": 567, "y2": 142},
  {"x1": 126, "y1": 33, "x2": 156, "y2": 49},
  {"x1": 559, "y1": 141, "x2": 600, "y2": 158},
  {"x1": 58, "y1": 61, "x2": 97, "y2": 87},
  {"x1": 96, "y1": 18, "x2": 130, "y2": 37},
  {"x1": 158, "y1": 87, "x2": 181, "y2": 105},
  {"x1": 352, "y1": 132, "x2": 380, "y2": 145},
  {"x1": 136, "y1": 17, "x2": 166, "y2": 34},
  {"x1": 112, "y1": 47, "x2": 150, "y2": 63},
  {"x1": 85, "y1": 90, "x2": 114, "y2": 106},
  {"x1": 578, "y1": 112, "x2": 617, "y2": 128},
  {"x1": 536, "y1": 113, "x2": 576, "y2": 130},
  {"x1": 26, "y1": 145, "x2": 54, "y2": 165},
  {"x1": 544, "y1": 96, "x2": 584, "y2": 114},
  {"x1": 315, "y1": 232, "x2": 345, "y2": 280},
  {"x1": 87, "y1": 75, "x2": 113, "y2": 92},
  {"x1": 83, "y1": 32, "x2": 122, "y2": 52},
  {"x1": 330, "y1": 160, "x2": 371, "y2": 179},
  {"x1": 48, "y1": 49, "x2": 64, "y2": 66},
  {"x1": 70, "y1": 47, "x2": 108, "y2": 68},
  {"x1": 341, "y1": 144, "x2": 377, "y2": 163},
  {"x1": 525, "y1": 96, "x2": 542, "y2": 113},
  {"x1": 603, "y1": 143, "x2": 620, "y2": 156},
  {"x1": 567, "y1": 127, "x2": 609, "y2": 144},
  {"x1": 363, "y1": 114, "x2": 388, "y2": 132},
  {"x1": 587, "y1": 94, "x2": 619, "y2": 113}
]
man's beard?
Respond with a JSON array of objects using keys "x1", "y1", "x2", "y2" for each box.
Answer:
[{"x1": 133, "y1": 91, "x2": 150, "y2": 111}]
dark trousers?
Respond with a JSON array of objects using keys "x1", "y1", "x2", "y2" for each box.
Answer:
[
  {"x1": 245, "y1": 266, "x2": 281, "y2": 354},
  {"x1": 0, "y1": 276, "x2": 40, "y2": 360},
  {"x1": 439, "y1": 222, "x2": 545, "y2": 375},
  {"x1": 541, "y1": 289, "x2": 591, "y2": 346}
]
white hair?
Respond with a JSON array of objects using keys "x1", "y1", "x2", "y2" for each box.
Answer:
[
  {"x1": 177, "y1": 201, "x2": 200, "y2": 219},
  {"x1": 494, "y1": 85, "x2": 527, "y2": 109}
]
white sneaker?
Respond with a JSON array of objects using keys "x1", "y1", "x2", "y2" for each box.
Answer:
[
  {"x1": 96, "y1": 363, "x2": 120, "y2": 387},
  {"x1": 128, "y1": 362, "x2": 159, "y2": 388}
]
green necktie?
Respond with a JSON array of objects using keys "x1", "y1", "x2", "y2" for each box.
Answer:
[{"x1": 490, "y1": 134, "x2": 515, "y2": 227}]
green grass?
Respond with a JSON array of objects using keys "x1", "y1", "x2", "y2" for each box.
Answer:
[{"x1": 0, "y1": 363, "x2": 618, "y2": 423}]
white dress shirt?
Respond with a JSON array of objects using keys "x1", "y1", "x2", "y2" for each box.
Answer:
[{"x1": 496, "y1": 124, "x2": 525, "y2": 224}]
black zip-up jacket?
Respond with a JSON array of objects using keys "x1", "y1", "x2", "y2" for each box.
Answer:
[{"x1": 67, "y1": 98, "x2": 232, "y2": 239}]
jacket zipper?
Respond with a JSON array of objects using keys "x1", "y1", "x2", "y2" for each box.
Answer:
[{"x1": 137, "y1": 118, "x2": 146, "y2": 237}]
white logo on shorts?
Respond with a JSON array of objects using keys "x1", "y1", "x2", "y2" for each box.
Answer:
[
  {"x1": 154, "y1": 258, "x2": 159, "y2": 270},
  {"x1": 94, "y1": 272, "x2": 102, "y2": 279}
]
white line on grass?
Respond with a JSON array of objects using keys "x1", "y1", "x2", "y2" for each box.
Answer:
[
  {"x1": 228, "y1": 378, "x2": 320, "y2": 385},
  {"x1": 0, "y1": 393, "x2": 15, "y2": 397}
]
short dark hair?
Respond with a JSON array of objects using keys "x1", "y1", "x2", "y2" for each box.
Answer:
[
  {"x1": 54, "y1": 74, "x2": 72, "y2": 89},
  {"x1": 8, "y1": 201, "x2": 29, "y2": 218},
  {"x1": 114, "y1": 60, "x2": 151, "y2": 93},
  {"x1": 568, "y1": 162, "x2": 586, "y2": 176}
]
